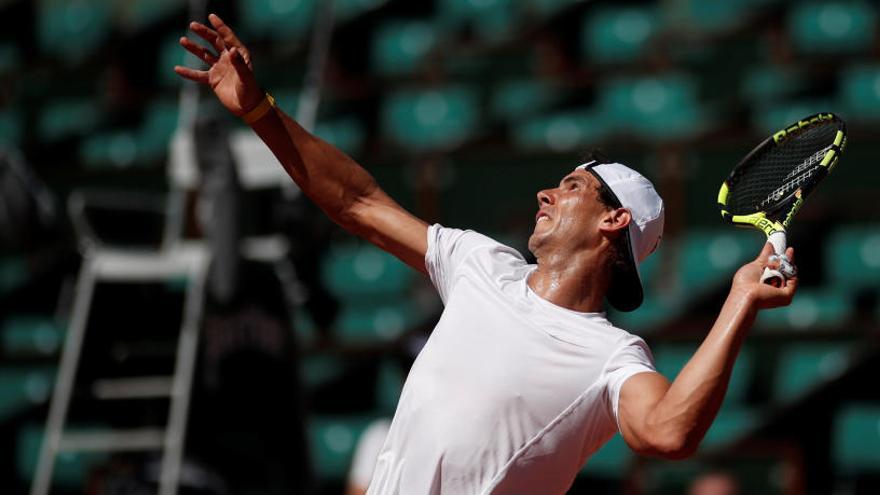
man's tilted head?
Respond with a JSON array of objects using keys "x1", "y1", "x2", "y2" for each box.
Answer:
[{"x1": 528, "y1": 160, "x2": 664, "y2": 311}]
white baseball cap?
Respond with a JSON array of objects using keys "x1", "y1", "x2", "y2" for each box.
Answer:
[{"x1": 575, "y1": 161, "x2": 665, "y2": 312}]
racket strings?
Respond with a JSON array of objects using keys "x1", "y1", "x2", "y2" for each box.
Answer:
[{"x1": 727, "y1": 123, "x2": 840, "y2": 215}]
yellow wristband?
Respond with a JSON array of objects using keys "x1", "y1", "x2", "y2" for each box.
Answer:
[{"x1": 242, "y1": 93, "x2": 276, "y2": 124}]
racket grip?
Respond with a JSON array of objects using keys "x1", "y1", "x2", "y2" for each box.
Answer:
[{"x1": 761, "y1": 267, "x2": 785, "y2": 287}]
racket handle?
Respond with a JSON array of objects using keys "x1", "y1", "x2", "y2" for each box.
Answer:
[
  {"x1": 761, "y1": 267, "x2": 785, "y2": 287},
  {"x1": 761, "y1": 231, "x2": 795, "y2": 286}
]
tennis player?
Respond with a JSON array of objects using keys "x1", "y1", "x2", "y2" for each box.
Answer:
[{"x1": 176, "y1": 15, "x2": 798, "y2": 494}]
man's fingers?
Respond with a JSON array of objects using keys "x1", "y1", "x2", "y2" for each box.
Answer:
[
  {"x1": 190, "y1": 21, "x2": 225, "y2": 53},
  {"x1": 208, "y1": 13, "x2": 250, "y2": 65},
  {"x1": 179, "y1": 37, "x2": 218, "y2": 65},
  {"x1": 174, "y1": 66, "x2": 210, "y2": 84},
  {"x1": 785, "y1": 246, "x2": 795, "y2": 262},
  {"x1": 758, "y1": 242, "x2": 775, "y2": 261}
]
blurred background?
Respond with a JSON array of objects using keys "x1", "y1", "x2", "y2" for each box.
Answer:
[{"x1": 1, "y1": 0, "x2": 880, "y2": 494}]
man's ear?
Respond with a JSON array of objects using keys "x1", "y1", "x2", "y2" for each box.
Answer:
[{"x1": 598, "y1": 208, "x2": 631, "y2": 233}]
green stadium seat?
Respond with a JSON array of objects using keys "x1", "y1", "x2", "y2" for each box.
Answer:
[
  {"x1": 700, "y1": 406, "x2": 759, "y2": 449},
  {"x1": 839, "y1": 65, "x2": 880, "y2": 122},
  {"x1": 833, "y1": 403, "x2": 880, "y2": 474},
  {"x1": 527, "y1": 0, "x2": 581, "y2": 18},
  {"x1": 489, "y1": 78, "x2": 561, "y2": 122},
  {"x1": 336, "y1": 300, "x2": 420, "y2": 344},
  {"x1": 677, "y1": 230, "x2": 761, "y2": 295},
  {"x1": 755, "y1": 288, "x2": 852, "y2": 331},
  {"x1": 116, "y1": 0, "x2": 183, "y2": 32},
  {"x1": 1, "y1": 316, "x2": 64, "y2": 357},
  {"x1": 0, "y1": 256, "x2": 27, "y2": 295},
  {"x1": 158, "y1": 37, "x2": 192, "y2": 88},
  {"x1": 381, "y1": 86, "x2": 480, "y2": 151},
  {"x1": 322, "y1": 243, "x2": 413, "y2": 299},
  {"x1": 17, "y1": 424, "x2": 108, "y2": 488},
  {"x1": 80, "y1": 129, "x2": 142, "y2": 169},
  {"x1": 654, "y1": 344, "x2": 754, "y2": 404},
  {"x1": 37, "y1": 98, "x2": 101, "y2": 143},
  {"x1": 740, "y1": 65, "x2": 806, "y2": 104},
  {"x1": 583, "y1": 6, "x2": 660, "y2": 64},
  {"x1": 827, "y1": 227, "x2": 880, "y2": 290},
  {"x1": 0, "y1": 43, "x2": 19, "y2": 74},
  {"x1": 300, "y1": 354, "x2": 347, "y2": 389},
  {"x1": 773, "y1": 342, "x2": 851, "y2": 402},
  {"x1": 752, "y1": 100, "x2": 835, "y2": 135},
  {"x1": 788, "y1": 1, "x2": 877, "y2": 55},
  {"x1": 375, "y1": 358, "x2": 405, "y2": 415},
  {"x1": 37, "y1": 0, "x2": 112, "y2": 62},
  {"x1": 0, "y1": 367, "x2": 55, "y2": 422},
  {"x1": 0, "y1": 108, "x2": 23, "y2": 146},
  {"x1": 437, "y1": 0, "x2": 520, "y2": 41},
  {"x1": 335, "y1": 0, "x2": 391, "y2": 22},
  {"x1": 314, "y1": 117, "x2": 366, "y2": 156},
  {"x1": 309, "y1": 415, "x2": 378, "y2": 480},
  {"x1": 663, "y1": 0, "x2": 756, "y2": 34},
  {"x1": 138, "y1": 100, "x2": 179, "y2": 161},
  {"x1": 597, "y1": 75, "x2": 706, "y2": 141},
  {"x1": 580, "y1": 433, "x2": 632, "y2": 479},
  {"x1": 237, "y1": 0, "x2": 317, "y2": 42},
  {"x1": 512, "y1": 108, "x2": 607, "y2": 152},
  {"x1": 372, "y1": 20, "x2": 439, "y2": 76}
]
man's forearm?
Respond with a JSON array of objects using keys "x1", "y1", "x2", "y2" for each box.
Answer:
[
  {"x1": 647, "y1": 289, "x2": 757, "y2": 455},
  {"x1": 248, "y1": 103, "x2": 379, "y2": 229}
]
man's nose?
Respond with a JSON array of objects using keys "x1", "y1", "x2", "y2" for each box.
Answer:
[{"x1": 537, "y1": 189, "x2": 554, "y2": 205}]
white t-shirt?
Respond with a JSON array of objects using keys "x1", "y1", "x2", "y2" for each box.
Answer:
[{"x1": 367, "y1": 225, "x2": 656, "y2": 495}]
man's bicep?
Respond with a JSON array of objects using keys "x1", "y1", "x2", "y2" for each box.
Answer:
[
  {"x1": 617, "y1": 371, "x2": 670, "y2": 453},
  {"x1": 350, "y1": 189, "x2": 429, "y2": 275}
]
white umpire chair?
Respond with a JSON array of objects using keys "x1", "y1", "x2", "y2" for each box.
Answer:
[{"x1": 31, "y1": 113, "x2": 296, "y2": 495}]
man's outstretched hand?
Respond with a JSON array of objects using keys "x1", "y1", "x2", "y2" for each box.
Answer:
[
  {"x1": 731, "y1": 242, "x2": 798, "y2": 310},
  {"x1": 175, "y1": 14, "x2": 263, "y2": 117}
]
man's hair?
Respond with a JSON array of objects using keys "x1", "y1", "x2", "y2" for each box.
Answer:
[{"x1": 585, "y1": 148, "x2": 629, "y2": 273}]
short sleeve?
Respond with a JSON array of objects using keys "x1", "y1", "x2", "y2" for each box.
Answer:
[
  {"x1": 424, "y1": 224, "x2": 488, "y2": 303},
  {"x1": 603, "y1": 337, "x2": 657, "y2": 431}
]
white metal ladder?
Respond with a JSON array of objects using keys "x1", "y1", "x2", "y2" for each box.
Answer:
[{"x1": 30, "y1": 243, "x2": 210, "y2": 495}]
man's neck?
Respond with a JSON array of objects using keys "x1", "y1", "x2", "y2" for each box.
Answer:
[{"x1": 527, "y1": 249, "x2": 610, "y2": 313}]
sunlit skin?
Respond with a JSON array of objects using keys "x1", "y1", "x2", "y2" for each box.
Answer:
[
  {"x1": 177, "y1": 13, "x2": 800, "y2": 464},
  {"x1": 527, "y1": 170, "x2": 632, "y2": 314}
]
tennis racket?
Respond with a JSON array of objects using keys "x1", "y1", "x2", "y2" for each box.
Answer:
[{"x1": 718, "y1": 112, "x2": 847, "y2": 287}]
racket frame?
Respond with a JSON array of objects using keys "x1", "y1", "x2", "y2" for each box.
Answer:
[{"x1": 717, "y1": 112, "x2": 847, "y2": 285}]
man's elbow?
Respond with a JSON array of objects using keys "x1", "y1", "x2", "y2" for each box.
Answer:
[{"x1": 638, "y1": 430, "x2": 700, "y2": 460}]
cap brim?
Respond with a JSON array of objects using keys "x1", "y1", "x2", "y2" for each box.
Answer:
[{"x1": 607, "y1": 223, "x2": 643, "y2": 312}]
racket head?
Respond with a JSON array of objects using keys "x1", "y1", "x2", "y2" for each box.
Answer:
[{"x1": 717, "y1": 112, "x2": 846, "y2": 236}]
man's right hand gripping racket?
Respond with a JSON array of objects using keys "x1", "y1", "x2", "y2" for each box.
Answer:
[{"x1": 718, "y1": 113, "x2": 847, "y2": 287}]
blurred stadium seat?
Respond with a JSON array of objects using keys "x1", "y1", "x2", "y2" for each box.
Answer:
[
  {"x1": 437, "y1": 0, "x2": 519, "y2": 41},
  {"x1": 0, "y1": 255, "x2": 27, "y2": 295},
  {"x1": 512, "y1": 108, "x2": 606, "y2": 152},
  {"x1": 598, "y1": 75, "x2": 707, "y2": 141},
  {"x1": 740, "y1": 65, "x2": 806, "y2": 105},
  {"x1": 582, "y1": 6, "x2": 660, "y2": 64},
  {"x1": 322, "y1": 243, "x2": 413, "y2": 299},
  {"x1": 37, "y1": 99, "x2": 102, "y2": 143},
  {"x1": 833, "y1": 403, "x2": 880, "y2": 474},
  {"x1": 788, "y1": 1, "x2": 878, "y2": 55},
  {"x1": 839, "y1": 65, "x2": 880, "y2": 122},
  {"x1": 773, "y1": 342, "x2": 852, "y2": 403},
  {"x1": 677, "y1": 230, "x2": 760, "y2": 294},
  {"x1": 335, "y1": 0, "x2": 391, "y2": 23},
  {"x1": 17, "y1": 424, "x2": 108, "y2": 488},
  {"x1": 579, "y1": 433, "x2": 631, "y2": 479},
  {"x1": 0, "y1": 108, "x2": 23, "y2": 146},
  {"x1": 237, "y1": 0, "x2": 317, "y2": 42},
  {"x1": 371, "y1": 20, "x2": 439, "y2": 76},
  {"x1": 654, "y1": 343, "x2": 755, "y2": 404},
  {"x1": 115, "y1": 0, "x2": 183, "y2": 33},
  {"x1": 310, "y1": 414, "x2": 378, "y2": 480},
  {"x1": 826, "y1": 227, "x2": 880, "y2": 291},
  {"x1": 489, "y1": 78, "x2": 561, "y2": 123},
  {"x1": 37, "y1": 0, "x2": 112, "y2": 62},
  {"x1": 381, "y1": 86, "x2": 480, "y2": 151},
  {"x1": 0, "y1": 367, "x2": 54, "y2": 422},
  {"x1": 752, "y1": 99, "x2": 835, "y2": 136},
  {"x1": 756, "y1": 288, "x2": 852, "y2": 331},
  {"x1": 1, "y1": 316, "x2": 64, "y2": 357}
]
